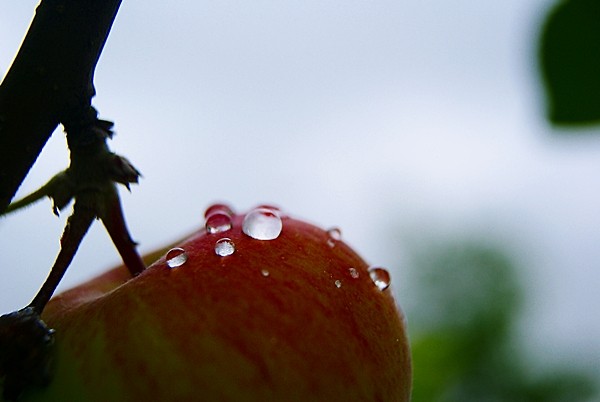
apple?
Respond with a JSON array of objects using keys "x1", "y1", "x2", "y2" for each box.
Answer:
[{"x1": 14, "y1": 205, "x2": 411, "y2": 401}]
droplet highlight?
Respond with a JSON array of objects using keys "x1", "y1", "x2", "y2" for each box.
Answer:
[
  {"x1": 166, "y1": 248, "x2": 188, "y2": 268},
  {"x1": 348, "y1": 267, "x2": 360, "y2": 279},
  {"x1": 242, "y1": 208, "x2": 283, "y2": 240},
  {"x1": 204, "y1": 203, "x2": 234, "y2": 218},
  {"x1": 368, "y1": 267, "x2": 391, "y2": 291},
  {"x1": 327, "y1": 227, "x2": 342, "y2": 240},
  {"x1": 205, "y1": 212, "x2": 232, "y2": 234},
  {"x1": 256, "y1": 204, "x2": 280, "y2": 212},
  {"x1": 334, "y1": 279, "x2": 342, "y2": 288},
  {"x1": 261, "y1": 269, "x2": 270, "y2": 277},
  {"x1": 215, "y1": 238, "x2": 235, "y2": 257}
]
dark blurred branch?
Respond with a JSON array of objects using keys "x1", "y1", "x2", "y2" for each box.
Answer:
[{"x1": 0, "y1": 0, "x2": 122, "y2": 213}]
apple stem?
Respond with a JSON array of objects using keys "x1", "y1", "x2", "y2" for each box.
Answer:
[
  {"x1": 28, "y1": 201, "x2": 95, "y2": 314},
  {"x1": 101, "y1": 190, "x2": 146, "y2": 277}
]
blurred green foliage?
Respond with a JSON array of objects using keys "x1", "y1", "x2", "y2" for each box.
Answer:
[
  {"x1": 540, "y1": 0, "x2": 600, "y2": 125},
  {"x1": 404, "y1": 241, "x2": 598, "y2": 402}
]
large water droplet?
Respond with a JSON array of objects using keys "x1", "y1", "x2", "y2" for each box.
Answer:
[
  {"x1": 204, "y1": 203, "x2": 234, "y2": 218},
  {"x1": 215, "y1": 238, "x2": 235, "y2": 256},
  {"x1": 261, "y1": 269, "x2": 270, "y2": 277},
  {"x1": 166, "y1": 248, "x2": 188, "y2": 268},
  {"x1": 242, "y1": 208, "x2": 283, "y2": 240},
  {"x1": 368, "y1": 267, "x2": 391, "y2": 291},
  {"x1": 348, "y1": 267, "x2": 360, "y2": 279},
  {"x1": 205, "y1": 212, "x2": 232, "y2": 234},
  {"x1": 334, "y1": 279, "x2": 342, "y2": 288}
]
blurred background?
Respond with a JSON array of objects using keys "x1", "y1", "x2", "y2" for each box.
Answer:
[{"x1": 1, "y1": 0, "x2": 599, "y2": 399}]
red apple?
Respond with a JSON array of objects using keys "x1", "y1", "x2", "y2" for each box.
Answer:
[{"x1": 18, "y1": 206, "x2": 411, "y2": 401}]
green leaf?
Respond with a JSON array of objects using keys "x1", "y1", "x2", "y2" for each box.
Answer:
[{"x1": 539, "y1": 0, "x2": 600, "y2": 125}]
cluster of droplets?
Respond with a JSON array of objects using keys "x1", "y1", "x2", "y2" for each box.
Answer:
[
  {"x1": 165, "y1": 203, "x2": 392, "y2": 291},
  {"x1": 166, "y1": 204, "x2": 286, "y2": 269},
  {"x1": 333, "y1": 266, "x2": 390, "y2": 290},
  {"x1": 204, "y1": 204, "x2": 237, "y2": 257},
  {"x1": 327, "y1": 229, "x2": 391, "y2": 291}
]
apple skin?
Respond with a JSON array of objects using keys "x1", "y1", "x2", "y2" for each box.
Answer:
[{"x1": 19, "y1": 210, "x2": 411, "y2": 401}]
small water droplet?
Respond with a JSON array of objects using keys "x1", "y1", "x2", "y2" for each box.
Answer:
[
  {"x1": 326, "y1": 227, "x2": 342, "y2": 247},
  {"x1": 327, "y1": 227, "x2": 342, "y2": 240},
  {"x1": 334, "y1": 279, "x2": 342, "y2": 288},
  {"x1": 348, "y1": 267, "x2": 360, "y2": 279},
  {"x1": 215, "y1": 238, "x2": 235, "y2": 256},
  {"x1": 166, "y1": 248, "x2": 188, "y2": 268},
  {"x1": 205, "y1": 212, "x2": 232, "y2": 234},
  {"x1": 242, "y1": 208, "x2": 283, "y2": 240},
  {"x1": 261, "y1": 269, "x2": 270, "y2": 277},
  {"x1": 368, "y1": 267, "x2": 391, "y2": 291}
]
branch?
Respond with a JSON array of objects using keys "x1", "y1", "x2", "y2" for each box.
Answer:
[{"x1": 0, "y1": 0, "x2": 123, "y2": 213}]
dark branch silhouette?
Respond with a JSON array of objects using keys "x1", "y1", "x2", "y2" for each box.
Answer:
[
  {"x1": 0, "y1": 0, "x2": 122, "y2": 213},
  {"x1": 0, "y1": 2, "x2": 150, "y2": 399}
]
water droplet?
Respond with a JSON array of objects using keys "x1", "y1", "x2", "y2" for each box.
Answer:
[
  {"x1": 204, "y1": 203, "x2": 234, "y2": 218},
  {"x1": 166, "y1": 248, "x2": 188, "y2": 268},
  {"x1": 334, "y1": 279, "x2": 342, "y2": 288},
  {"x1": 368, "y1": 267, "x2": 391, "y2": 291},
  {"x1": 327, "y1": 227, "x2": 342, "y2": 240},
  {"x1": 326, "y1": 227, "x2": 342, "y2": 247},
  {"x1": 261, "y1": 269, "x2": 270, "y2": 277},
  {"x1": 242, "y1": 208, "x2": 283, "y2": 240},
  {"x1": 215, "y1": 238, "x2": 235, "y2": 257},
  {"x1": 348, "y1": 267, "x2": 360, "y2": 279},
  {"x1": 205, "y1": 212, "x2": 232, "y2": 234}
]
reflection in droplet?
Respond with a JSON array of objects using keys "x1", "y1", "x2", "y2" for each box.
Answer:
[
  {"x1": 204, "y1": 203, "x2": 234, "y2": 218},
  {"x1": 205, "y1": 212, "x2": 232, "y2": 234},
  {"x1": 368, "y1": 267, "x2": 391, "y2": 291},
  {"x1": 166, "y1": 248, "x2": 188, "y2": 268},
  {"x1": 242, "y1": 208, "x2": 283, "y2": 240},
  {"x1": 335, "y1": 279, "x2": 342, "y2": 288},
  {"x1": 215, "y1": 238, "x2": 235, "y2": 257},
  {"x1": 348, "y1": 267, "x2": 360, "y2": 279},
  {"x1": 261, "y1": 269, "x2": 270, "y2": 277},
  {"x1": 256, "y1": 204, "x2": 280, "y2": 212}
]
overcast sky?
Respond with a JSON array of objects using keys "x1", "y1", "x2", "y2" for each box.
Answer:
[{"x1": 1, "y1": 0, "x2": 599, "y2": 374}]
